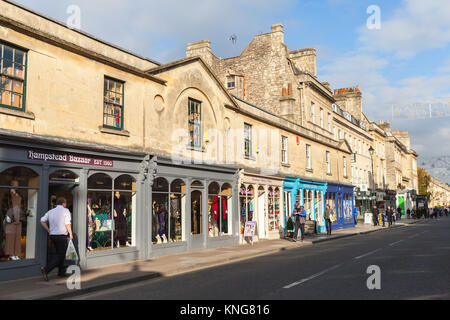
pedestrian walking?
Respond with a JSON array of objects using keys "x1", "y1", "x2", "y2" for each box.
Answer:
[
  {"x1": 353, "y1": 206, "x2": 359, "y2": 225},
  {"x1": 387, "y1": 206, "x2": 394, "y2": 227},
  {"x1": 407, "y1": 208, "x2": 411, "y2": 219},
  {"x1": 324, "y1": 204, "x2": 333, "y2": 235},
  {"x1": 396, "y1": 207, "x2": 402, "y2": 221},
  {"x1": 372, "y1": 205, "x2": 379, "y2": 226},
  {"x1": 40, "y1": 197, "x2": 73, "y2": 281},
  {"x1": 292, "y1": 202, "x2": 306, "y2": 242}
]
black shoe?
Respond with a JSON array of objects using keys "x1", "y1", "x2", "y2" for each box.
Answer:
[
  {"x1": 41, "y1": 267, "x2": 48, "y2": 282},
  {"x1": 57, "y1": 273, "x2": 71, "y2": 278}
]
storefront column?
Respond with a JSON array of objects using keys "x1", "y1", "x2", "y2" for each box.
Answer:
[
  {"x1": 311, "y1": 191, "x2": 316, "y2": 220},
  {"x1": 78, "y1": 168, "x2": 88, "y2": 268},
  {"x1": 186, "y1": 178, "x2": 192, "y2": 252},
  {"x1": 36, "y1": 164, "x2": 50, "y2": 267}
]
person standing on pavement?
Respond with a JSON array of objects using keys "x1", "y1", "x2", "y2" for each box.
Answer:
[
  {"x1": 407, "y1": 208, "x2": 411, "y2": 219},
  {"x1": 324, "y1": 204, "x2": 333, "y2": 235},
  {"x1": 292, "y1": 202, "x2": 306, "y2": 242},
  {"x1": 40, "y1": 197, "x2": 73, "y2": 281},
  {"x1": 387, "y1": 206, "x2": 394, "y2": 227},
  {"x1": 397, "y1": 207, "x2": 402, "y2": 221},
  {"x1": 372, "y1": 205, "x2": 379, "y2": 226}
]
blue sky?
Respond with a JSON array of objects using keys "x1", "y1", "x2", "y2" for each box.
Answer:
[{"x1": 11, "y1": 0, "x2": 450, "y2": 183}]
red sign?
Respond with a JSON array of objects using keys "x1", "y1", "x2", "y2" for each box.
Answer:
[{"x1": 27, "y1": 150, "x2": 114, "y2": 167}]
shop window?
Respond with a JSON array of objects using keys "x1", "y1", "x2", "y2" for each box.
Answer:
[
  {"x1": 152, "y1": 178, "x2": 185, "y2": 244},
  {"x1": 268, "y1": 187, "x2": 281, "y2": 232},
  {"x1": 239, "y1": 185, "x2": 254, "y2": 235},
  {"x1": 0, "y1": 166, "x2": 38, "y2": 262},
  {"x1": 103, "y1": 77, "x2": 124, "y2": 130},
  {"x1": 208, "y1": 182, "x2": 225, "y2": 238},
  {"x1": 87, "y1": 173, "x2": 136, "y2": 252},
  {"x1": 191, "y1": 180, "x2": 204, "y2": 188},
  {"x1": 304, "y1": 190, "x2": 312, "y2": 220},
  {"x1": 191, "y1": 189, "x2": 202, "y2": 235},
  {"x1": 0, "y1": 42, "x2": 27, "y2": 111}
]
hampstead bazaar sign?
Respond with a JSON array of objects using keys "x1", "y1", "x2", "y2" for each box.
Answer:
[{"x1": 28, "y1": 150, "x2": 114, "y2": 167}]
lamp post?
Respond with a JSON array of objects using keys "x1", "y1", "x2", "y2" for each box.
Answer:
[{"x1": 369, "y1": 146, "x2": 375, "y2": 207}]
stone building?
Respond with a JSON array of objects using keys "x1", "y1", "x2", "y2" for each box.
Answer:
[
  {"x1": 186, "y1": 23, "x2": 356, "y2": 231},
  {"x1": 428, "y1": 176, "x2": 450, "y2": 208},
  {"x1": 378, "y1": 121, "x2": 418, "y2": 212},
  {"x1": 0, "y1": 2, "x2": 353, "y2": 281}
]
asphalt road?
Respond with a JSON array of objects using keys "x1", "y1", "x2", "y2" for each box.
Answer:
[{"x1": 74, "y1": 218, "x2": 450, "y2": 300}]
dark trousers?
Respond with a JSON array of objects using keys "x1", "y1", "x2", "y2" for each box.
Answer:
[
  {"x1": 45, "y1": 235, "x2": 68, "y2": 275},
  {"x1": 325, "y1": 219, "x2": 332, "y2": 235},
  {"x1": 293, "y1": 216, "x2": 305, "y2": 240}
]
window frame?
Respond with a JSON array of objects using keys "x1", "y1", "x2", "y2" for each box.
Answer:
[
  {"x1": 244, "y1": 123, "x2": 253, "y2": 158},
  {"x1": 188, "y1": 98, "x2": 202, "y2": 149},
  {"x1": 326, "y1": 151, "x2": 331, "y2": 174},
  {"x1": 306, "y1": 144, "x2": 311, "y2": 169},
  {"x1": 0, "y1": 42, "x2": 28, "y2": 112},
  {"x1": 281, "y1": 136, "x2": 288, "y2": 164},
  {"x1": 103, "y1": 76, "x2": 125, "y2": 131}
]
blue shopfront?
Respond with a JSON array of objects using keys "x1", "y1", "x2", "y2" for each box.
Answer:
[
  {"x1": 282, "y1": 177, "x2": 328, "y2": 234},
  {"x1": 326, "y1": 183, "x2": 355, "y2": 231}
]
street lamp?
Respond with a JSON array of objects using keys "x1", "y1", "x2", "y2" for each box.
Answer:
[
  {"x1": 369, "y1": 146, "x2": 375, "y2": 210},
  {"x1": 369, "y1": 146, "x2": 375, "y2": 191}
]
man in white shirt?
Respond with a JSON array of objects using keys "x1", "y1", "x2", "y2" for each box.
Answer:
[{"x1": 40, "y1": 197, "x2": 73, "y2": 281}]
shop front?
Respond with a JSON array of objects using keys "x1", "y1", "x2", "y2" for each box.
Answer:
[
  {"x1": 282, "y1": 177, "x2": 327, "y2": 234},
  {"x1": 150, "y1": 158, "x2": 239, "y2": 257},
  {"x1": 238, "y1": 171, "x2": 284, "y2": 242},
  {"x1": 326, "y1": 183, "x2": 355, "y2": 231},
  {"x1": 0, "y1": 135, "x2": 150, "y2": 281},
  {"x1": 355, "y1": 188, "x2": 374, "y2": 222}
]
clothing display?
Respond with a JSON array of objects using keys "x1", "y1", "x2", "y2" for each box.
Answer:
[
  {"x1": 86, "y1": 198, "x2": 95, "y2": 249},
  {"x1": 156, "y1": 204, "x2": 167, "y2": 238},
  {"x1": 114, "y1": 194, "x2": 128, "y2": 246},
  {"x1": 5, "y1": 191, "x2": 24, "y2": 257}
]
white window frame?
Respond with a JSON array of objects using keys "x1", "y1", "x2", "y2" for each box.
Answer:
[
  {"x1": 326, "y1": 151, "x2": 331, "y2": 174},
  {"x1": 310, "y1": 102, "x2": 315, "y2": 124},
  {"x1": 281, "y1": 136, "x2": 288, "y2": 164},
  {"x1": 328, "y1": 113, "x2": 332, "y2": 132},
  {"x1": 306, "y1": 144, "x2": 311, "y2": 169},
  {"x1": 343, "y1": 157, "x2": 347, "y2": 177},
  {"x1": 320, "y1": 108, "x2": 324, "y2": 128}
]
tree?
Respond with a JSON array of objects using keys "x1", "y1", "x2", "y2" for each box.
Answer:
[{"x1": 417, "y1": 167, "x2": 432, "y2": 201}]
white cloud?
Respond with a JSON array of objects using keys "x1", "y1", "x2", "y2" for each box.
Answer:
[{"x1": 358, "y1": 0, "x2": 450, "y2": 59}]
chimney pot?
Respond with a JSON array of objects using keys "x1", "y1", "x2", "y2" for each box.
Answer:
[
  {"x1": 288, "y1": 83, "x2": 293, "y2": 96},
  {"x1": 282, "y1": 87, "x2": 287, "y2": 97}
]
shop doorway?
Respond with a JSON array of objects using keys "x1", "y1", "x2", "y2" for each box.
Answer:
[
  {"x1": 48, "y1": 170, "x2": 80, "y2": 230},
  {"x1": 191, "y1": 181, "x2": 204, "y2": 250}
]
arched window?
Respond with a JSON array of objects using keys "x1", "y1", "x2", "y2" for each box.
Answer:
[
  {"x1": 0, "y1": 166, "x2": 39, "y2": 261},
  {"x1": 87, "y1": 173, "x2": 136, "y2": 252},
  {"x1": 152, "y1": 177, "x2": 170, "y2": 244}
]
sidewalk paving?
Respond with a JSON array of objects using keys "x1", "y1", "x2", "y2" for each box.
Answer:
[{"x1": 0, "y1": 218, "x2": 422, "y2": 300}]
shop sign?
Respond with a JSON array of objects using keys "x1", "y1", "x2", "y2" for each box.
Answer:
[{"x1": 28, "y1": 149, "x2": 114, "y2": 167}]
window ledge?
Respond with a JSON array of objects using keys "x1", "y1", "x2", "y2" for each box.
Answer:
[
  {"x1": 244, "y1": 155, "x2": 256, "y2": 161},
  {"x1": 282, "y1": 163, "x2": 291, "y2": 168},
  {"x1": 0, "y1": 107, "x2": 35, "y2": 120},
  {"x1": 306, "y1": 168, "x2": 314, "y2": 173},
  {"x1": 186, "y1": 146, "x2": 206, "y2": 153},
  {"x1": 327, "y1": 172, "x2": 333, "y2": 176},
  {"x1": 100, "y1": 126, "x2": 130, "y2": 137}
]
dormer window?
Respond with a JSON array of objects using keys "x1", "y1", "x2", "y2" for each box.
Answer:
[{"x1": 227, "y1": 75, "x2": 235, "y2": 89}]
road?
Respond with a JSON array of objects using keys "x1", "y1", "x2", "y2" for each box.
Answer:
[{"x1": 74, "y1": 218, "x2": 450, "y2": 300}]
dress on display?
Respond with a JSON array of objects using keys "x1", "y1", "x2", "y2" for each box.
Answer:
[
  {"x1": 114, "y1": 195, "x2": 128, "y2": 246},
  {"x1": 86, "y1": 199, "x2": 95, "y2": 248},
  {"x1": 157, "y1": 204, "x2": 167, "y2": 237},
  {"x1": 5, "y1": 192, "x2": 23, "y2": 257}
]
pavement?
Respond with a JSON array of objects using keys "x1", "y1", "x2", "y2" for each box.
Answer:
[{"x1": 0, "y1": 217, "x2": 422, "y2": 300}]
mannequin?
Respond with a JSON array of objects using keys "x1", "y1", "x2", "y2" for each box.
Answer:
[
  {"x1": 5, "y1": 180, "x2": 24, "y2": 260},
  {"x1": 156, "y1": 203, "x2": 167, "y2": 243},
  {"x1": 86, "y1": 198, "x2": 95, "y2": 251},
  {"x1": 192, "y1": 200, "x2": 199, "y2": 234},
  {"x1": 113, "y1": 192, "x2": 129, "y2": 248}
]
